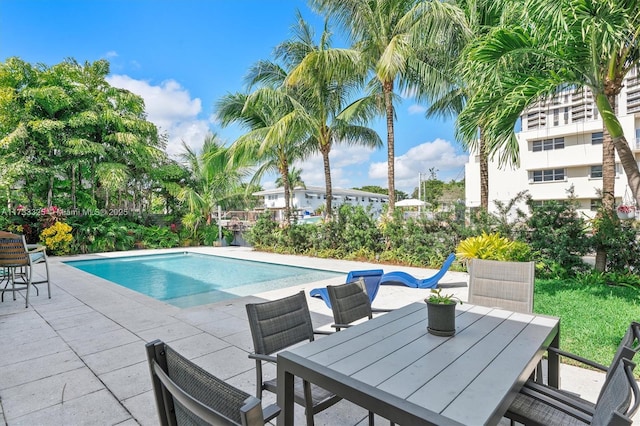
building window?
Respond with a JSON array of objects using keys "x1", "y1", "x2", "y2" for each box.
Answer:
[
  {"x1": 532, "y1": 168, "x2": 565, "y2": 182},
  {"x1": 591, "y1": 132, "x2": 603, "y2": 145},
  {"x1": 590, "y1": 165, "x2": 602, "y2": 178},
  {"x1": 532, "y1": 137, "x2": 564, "y2": 152},
  {"x1": 553, "y1": 108, "x2": 559, "y2": 126},
  {"x1": 590, "y1": 199, "x2": 601, "y2": 211}
]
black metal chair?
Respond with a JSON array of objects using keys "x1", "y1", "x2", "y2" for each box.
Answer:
[
  {"x1": 146, "y1": 339, "x2": 279, "y2": 426},
  {"x1": 506, "y1": 357, "x2": 639, "y2": 425},
  {"x1": 245, "y1": 291, "x2": 341, "y2": 426}
]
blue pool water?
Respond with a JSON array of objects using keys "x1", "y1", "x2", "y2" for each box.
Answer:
[{"x1": 65, "y1": 252, "x2": 341, "y2": 308}]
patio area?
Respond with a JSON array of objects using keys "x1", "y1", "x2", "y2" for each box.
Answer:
[{"x1": 0, "y1": 247, "x2": 613, "y2": 425}]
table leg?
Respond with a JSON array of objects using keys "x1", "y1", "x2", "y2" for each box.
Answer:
[
  {"x1": 277, "y1": 359, "x2": 295, "y2": 425},
  {"x1": 547, "y1": 326, "x2": 560, "y2": 388}
]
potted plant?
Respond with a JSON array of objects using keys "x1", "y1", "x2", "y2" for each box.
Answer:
[
  {"x1": 617, "y1": 204, "x2": 636, "y2": 220},
  {"x1": 425, "y1": 288, "x2": 462, "y2": 337}
]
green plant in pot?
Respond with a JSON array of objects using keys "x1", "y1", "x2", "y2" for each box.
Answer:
[{"x1": 425, "y1": 288, "x2": 462, "y2": 337}]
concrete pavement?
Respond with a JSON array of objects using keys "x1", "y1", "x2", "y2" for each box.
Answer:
[{"x1": 0, "y1": 247, "x2": 619, "y2": 425}]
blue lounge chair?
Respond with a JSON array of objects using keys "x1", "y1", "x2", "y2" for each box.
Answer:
[
  {"x1": 379, "y1": 253, "x2": 456, "y2": 289},
  {"x1": 310, "y1": 269, "x2": 384, "y2": 309}
]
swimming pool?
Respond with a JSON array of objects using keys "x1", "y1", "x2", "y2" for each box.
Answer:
[{"x1": 65, "y1": 252, "x2": 341, "y2": 308}]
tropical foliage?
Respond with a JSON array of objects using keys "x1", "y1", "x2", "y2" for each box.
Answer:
[{"x1": 0, "y1": 57, "x2": 168, "y2": 212}]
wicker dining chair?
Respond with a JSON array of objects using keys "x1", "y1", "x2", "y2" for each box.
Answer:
[
  {"x1": 245, "y1": 291, "x2": 341, "y2": 426},
  {"x1": 506, "y1": 357, "x2": 640, "y2": 425},
  {"x1": 0, "y1": 231, "x2": 35, "y2": 307},
  {"x1": 146, "y1": 339, "x2": 279, "y2": 426}
]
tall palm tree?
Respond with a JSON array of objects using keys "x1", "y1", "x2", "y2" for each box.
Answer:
[
  {"x1": 458, "y1": 0, "x2": 640, "y2": 206},
  {"x1": 216, "y1": 88, "x2": 309, "y2": 221},
  {"x1": 281, "y1": 13, "x2": 382, "y2": 216},
  {"x1": 275, "y1": 166, "x2": 306, "y2": 190},
  {"x1": 275, "y1": 166, "x2": 306, "y2": 210},
  {"x1": 421, "y1": 0, "x2": 507, "y2": 211},
  {"x1": 310, "y1": 0, "x2": 468, "y2": 213},
  {"x1": 178, "y1": 134, "x2": 247, "y2": 234}
]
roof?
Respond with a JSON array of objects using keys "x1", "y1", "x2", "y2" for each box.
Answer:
[{"x1": 253, "y1": 185, "x2": 389, "y2": 200}]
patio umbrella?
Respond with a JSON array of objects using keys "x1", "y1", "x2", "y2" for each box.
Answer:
[{"x1": 395, "y1": 198, "x2": 426, "y2": 207}]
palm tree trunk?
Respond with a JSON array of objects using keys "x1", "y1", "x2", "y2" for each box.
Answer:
[
  {"x1": 280, "y1": 157, "x2": 291, "y2": 222},
  {"x1": 478, "y1": 128, "x2": 489, "y2": 211},
  {"x1": 71, "y1": 164, "x2": 77, "y2": 209},
  {"x1": 384, "y1": 80, "x2": 396, "y2": 213},
  {"x1": 595, "y1": 93, "x2": 640, "y2": 205},
  {"x1": 47, "y1": 175, "x2": 53, "y2": 207},
  {"x1": 321, "y1": 139, "x2": 333, "y2": 219},
  {"x1": 595, "y1": 93, "x2": 617, "y2": 272}
]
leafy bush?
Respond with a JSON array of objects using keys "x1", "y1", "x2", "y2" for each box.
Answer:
[
  {"x1": 67, "y1": 216, "x2": 136, "y2": 254},
  {"x1": 524, "y1": 196, "x2": 590, "y2": 277},
  {"x1": 40, "y1": 221, "x2": 74, "y2": 255},
  {"x1": 589, "y1": 211, "x2": 640, "y2": 274},
  {"x1": 456, "y1": 232, "x2": 531, "y2": 263},
  {"x1": 140, "y1": 226, "x2": 180, "y2": 249},
  {"x1": 244, "y1": 212, "x2": 280, "y2": 249}
]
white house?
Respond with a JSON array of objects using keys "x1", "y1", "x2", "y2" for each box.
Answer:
[
  {"x1": 465, "y1": 67, "x2": 640, "y2": 218},
  {"x1": 253, "y1": 186, "x2": 389, "y2": 221}
]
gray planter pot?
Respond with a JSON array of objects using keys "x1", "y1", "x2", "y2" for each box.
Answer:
[{"x1": 426, "y1": 302, "x2": 456, "y2": 336}]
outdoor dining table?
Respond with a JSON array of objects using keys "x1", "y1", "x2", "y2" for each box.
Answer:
[{"x1": 277, "y1": 302, "x2": 559, "y2": 425}]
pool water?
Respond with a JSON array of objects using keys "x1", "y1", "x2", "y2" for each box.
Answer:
[{"x1": 65, "y1": 252, "x2": 341, "y2": 308}]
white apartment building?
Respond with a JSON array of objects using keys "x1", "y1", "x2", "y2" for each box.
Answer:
[
  {"x1": 465, "y1": 67, "x2": 640, "y2": 218},
  {"x1": 253, "y1": 185, "x2": 389, "y2": 221}
]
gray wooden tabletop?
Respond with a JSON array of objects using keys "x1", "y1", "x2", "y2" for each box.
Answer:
[{"x1": 277, "y1": 302, "x2": 560, "y2": 426}]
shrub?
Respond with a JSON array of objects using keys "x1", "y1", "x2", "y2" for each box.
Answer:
[
  {"x1": 67, "y1": 216, "x2": 136, "y2": 254},
  {"x1": 524, "y1": 195, "x2": 590, "y2": 277},
  {"x1": 456, "y1": 232, "x2": 532, "y2": 263},
  {"x1": 40, "y1": 221, "x2": 74, "y2": 255},
  {"x1": 140, "y1": 226, "x2": 180, "y2": 249},
  {"x1": 590, "y1": 212, "x2": 640, "y2": 274}
]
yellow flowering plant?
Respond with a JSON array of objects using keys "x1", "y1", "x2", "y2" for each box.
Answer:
[{"x1": 40, "y1": 221, "x2": 74, "y2": 255}]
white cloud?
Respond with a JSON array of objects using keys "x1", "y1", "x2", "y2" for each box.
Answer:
[
  {"x1": 104, "y1": 50, "x2": 118, "y2": 58},
  {"x1": 407, "y1": 104, "x2": 427, "y2": 115},
  {"x1": 369, "y1": 138, "x2": 468, "y2": 193},
  {"x1": 291, "y1": 145, "x2": 378, "y2": 190},
  {"x1": 106, "y1": 75, "x2": 211, "y2": 158}
]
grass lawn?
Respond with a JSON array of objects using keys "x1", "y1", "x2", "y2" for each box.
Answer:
[{"x1": 534, "y1": 278, "x2": 640, "y2": 370}]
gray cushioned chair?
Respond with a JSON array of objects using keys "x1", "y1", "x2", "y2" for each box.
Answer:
[
  {"x1": 326, "y1": 282, "x2": 395, "y2": 426},
  {"x1": 506, "y1": 357, "x2": 639, "y2": 425},
  {"x1": 245, "y1": 291, "x2": 341, "y2": 426},
  {"x1": 511, "y1": 321, "x2": 640, "y2": 422},
  {"x1": 146, "y1": 339, "x2": 279, "y2": 426},
  {"x1": 468, "y1": 258, "x2": 535, "y2": 314},
  {"x1": 326, "y1": 280, "x2": 391, "y2": 331}
]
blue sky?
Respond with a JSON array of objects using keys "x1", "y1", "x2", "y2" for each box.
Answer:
[{"x1": 1, "y1": 0, "x2": 468, "y2": 193}]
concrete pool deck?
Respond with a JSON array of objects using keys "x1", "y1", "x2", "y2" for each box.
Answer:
[{"x1": 0, "y1": 247, "x2": 618, "y2": 425}]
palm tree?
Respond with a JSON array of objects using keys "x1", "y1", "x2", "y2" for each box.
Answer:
[
  {"x1": 457, "y1": 0, "x2": 640, "y2": 272},
  {"x1": 280, "y1": 13, "x2": 383, "y2": 216},
  {"x1": 276, "y1": 166, "x2": 306, "y2": 190},
  {"x1": 275, "y1": 166, "x2": 306, "y2": 210},
  {"x1": 310, "y1": 0, "x2": 468, "y2": 213},
  {"x1": 216, "y1": 88, "x2": 309, "y2": 221},
  {"x1": 178, "y1": 134, "x2": 247, "y2": 235},
  {"x1": 421, "y1": 0, "x2": 507, "y2": 211},
  {"x1": 458, "y1": 0, "x2": 640, "y2": 206}
]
